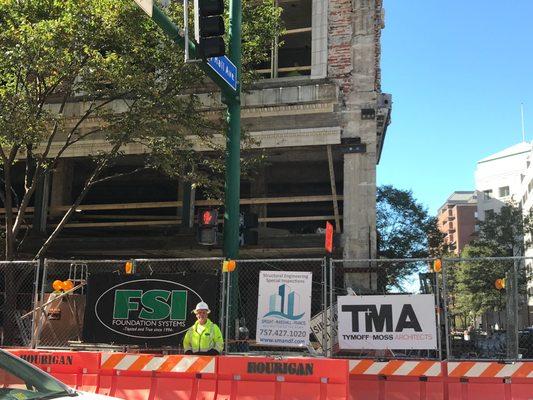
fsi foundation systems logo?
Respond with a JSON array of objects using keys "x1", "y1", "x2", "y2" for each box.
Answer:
[{"x1": 264, "y1": 284, "x2": 305, "y2": 320}]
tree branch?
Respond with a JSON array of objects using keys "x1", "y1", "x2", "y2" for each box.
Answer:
[
  {"x1": 34, "y1": 141, "x2": 125, "y2": 260},
  {"x1": 92, "y1": 167, "x2": 150, "y2": 185}
]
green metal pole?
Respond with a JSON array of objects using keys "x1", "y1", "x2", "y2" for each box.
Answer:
[
  {"x1": 223, "y1": 0, "x2": 242, "y2": 259},
  {"x1": 224, "y1": 0, "x2": 242, "y2": 349}
]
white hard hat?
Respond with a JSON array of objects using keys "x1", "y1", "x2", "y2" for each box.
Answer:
[{"x1": 193, "y1": 301, "x2": 210, "y2": 313}]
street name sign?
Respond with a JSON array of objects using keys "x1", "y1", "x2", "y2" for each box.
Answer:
[
  {"x1": 207, "y1": 56, "x2": 238, "y2": 91},
  {"x1": 134, "y1": 0, "x2": 153, "y2": 16}
]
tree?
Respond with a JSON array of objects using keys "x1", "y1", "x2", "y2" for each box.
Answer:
[
  {"x1": 474, "y1": 203, "x2": 533, "y2": 256},
  {"x1": 0, "y1": 0, "x2": 281, "y2": 260},
  {"x1": 376, "y1": 185, "x2": 445, "y2": 289},
  {"x1": 449, "y1": 203, "x2": 532, "y2": 324}
]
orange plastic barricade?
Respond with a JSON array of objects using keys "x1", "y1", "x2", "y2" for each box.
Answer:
[
  {"x1": 8, "y1": 349, "x2": 100, "y2": 372},
  {"x1": 7, "y1": 349, "x2": 100, "y2": 392},
  {"x1": 216, "y1": 355, "x2": 348, "y2": 400},
  {"x1": 348, "y1": 359, "x2": 443, "y2": 400},
  {"x1": 79, "y1": 368, "x2": 100, "y2": 393},
  {"x1": 446, "y1": 361, "x2": 533, "y2": 400},
  {"x1": 99, "y1": 353, "x2": 217, "y2": 400},
  {"x1": 97, "y1": 370, "x2": 115, "y2": 397},
  {"x1": 5, "y1": 349, "x2": 533, "y2": 399},
  {"x1": 112, "y1": 370, "x2": 153, "y2": 400}
]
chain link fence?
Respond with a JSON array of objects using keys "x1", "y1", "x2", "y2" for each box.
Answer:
[
  {"x1": 442, "y1": 257, "x2": 532, "y2": 360},
  {"x1": 0, "y1": 261, "x2": 39, "y2": 347},
  {"x1": 8, "y1": 256, "x2": 532, "y2": 361},
  {"x1": 224, "y1": 258, "x2": 325, "y2": 356},
  {"x1": 35, "y1": 258, "x2": 223, "y2": 349}
]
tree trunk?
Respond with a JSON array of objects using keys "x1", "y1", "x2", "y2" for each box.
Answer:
[{"x1": 4, "y1": 164, "x2": 15, "y2": 260}]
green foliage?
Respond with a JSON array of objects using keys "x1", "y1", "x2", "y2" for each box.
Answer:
[
  {"x1": 447, "y1": 204, "x2": 531, "y2": 325},
  {"x1": 475, "y1": 203, "x2": 533, "y2": 255},
  {"x1": 453, "y1": 245, "x2": 508, "y2": 319},
  {"x1": 0, "y1": 0, "x2": 281, "y2": 258},
  {"x1": 377, "y1": 185, "x2": 445, "y2": 288}
]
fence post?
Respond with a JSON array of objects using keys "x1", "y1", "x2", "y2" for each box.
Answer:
[
  {"x1": 434, "y1": 261, "x2": 443, "y2": 360},
  {"x1": 441, "y1": 259, "x2": 452, "y2": 360},
  {"x1": 506, "y1": 259, "x2": 519, "y2": 359},
  {"x1": 225, "y1": 268, "x2": 231, "y2": 353},
  {"x1": 29, "y1": 260, "x2": 41, "y2": 348},
  {"x1": 328, "y1": 257, "x2": 335, "y2": 357},
  {"x1": 33, "y1": 258, "x2": 49, "y2": 349},
  {"x1": 321, "y1": 257, "x2": 328, "y2": 355},
  {"x1": 220, "y1": 267, "x2": 227, "y2": 352}
]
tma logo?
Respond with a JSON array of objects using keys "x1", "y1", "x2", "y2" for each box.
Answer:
[
  {"x1": 113, "y1": 290, "x2": 187, "y2": 321},
  {"x1": 264, "y1": 284, "x2": 304, "y2": 320},
  {"x1": 341, "y1": 304, "x2": 422, "y2": 333}
]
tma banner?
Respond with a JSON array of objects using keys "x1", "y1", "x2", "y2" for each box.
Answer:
[
  {"x1": 337, "y1": 294, "x2": 437, "y2": 350},
  {"x1": 83, "y1": 274, "x2": 219, "y2": 345},
  {"x1": 256, "y1": 271, "x2": 312, "y2": 347}
]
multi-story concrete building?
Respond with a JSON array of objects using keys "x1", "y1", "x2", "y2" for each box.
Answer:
[
  {"x1": 437, "y1": 191, "x2": 477, "y2": 255},
  {"x1": 23, "y1": 0, "x2": 391, "y2": 274},
  {"x1": 477, "y1": 142, "x2": 533, "y2": 324},
  {"x1": 475, "y1": 142, "x2": 532, "y2": 221},
  {"x1": 518, "y1": 148, "x2": 533, "y2": 323}
]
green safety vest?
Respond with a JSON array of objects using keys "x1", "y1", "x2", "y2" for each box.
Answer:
[{"x1": 183, "y1": 319, "x2": 224, "y2": 353}]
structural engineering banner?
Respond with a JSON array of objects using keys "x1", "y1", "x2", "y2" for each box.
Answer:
[
  {"x1": 256, "y1": 271, "x2": 312, "y2": 347},
  {"x1": 337, "y1": 294, "x2": 437, "y2": 350}
]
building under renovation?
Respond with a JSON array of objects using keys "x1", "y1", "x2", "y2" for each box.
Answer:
[{"x1": 23, "y1": 0, "x2": 391, "y2": 264}]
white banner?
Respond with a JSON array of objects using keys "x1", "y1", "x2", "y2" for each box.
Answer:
[
  {"x1": 337, "y1": 294, "x2": 437, "y2": 350},
  {"x1": 256, "y1": 271, "x2": 312, "y2": 347}
]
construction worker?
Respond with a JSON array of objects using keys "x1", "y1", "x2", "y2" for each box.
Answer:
[{"x1": 183, "y1": 301, "x2": 224, "y2": 355}]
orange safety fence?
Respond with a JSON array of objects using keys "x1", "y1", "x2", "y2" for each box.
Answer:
[{"x1": 3, "y1": 349, "x2": 533, "y2": 400}]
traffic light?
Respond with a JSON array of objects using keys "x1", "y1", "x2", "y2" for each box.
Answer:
[
  {"x1": 194, "y1": 0, "x2": 225, "y2": 58},
  {"x1": 197, "y1": 209, "x2": 218, "y2": 245},
  {"x1": 239, "y1": 212, "x2": 258, "y2": 246}
]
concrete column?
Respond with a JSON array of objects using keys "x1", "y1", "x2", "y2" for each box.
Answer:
[
  {"x1": 50, "y1": 159, "x2": 73, "y2": 217},
  {"x1": 342, "y1": 145, "x2": 378, "y2": 293},
  {"x1": 311, "y1": 0, "x2": 328, "y2": 78},
  {"x1": 342, "y1": 151, "x2": 376, "y2": 260}
]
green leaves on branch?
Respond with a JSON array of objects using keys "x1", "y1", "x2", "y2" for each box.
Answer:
[{"x1": 0, "y1": 0, "x2": 280, "y2": 258}]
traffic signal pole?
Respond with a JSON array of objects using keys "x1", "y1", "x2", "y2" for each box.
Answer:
[
  {"x1": 223, "y1": 0, "x2": 242, "y2": 260},
  {"x1": 134, "y1": 1, "x2": 242, "y2": 259},
  {"x1": 134, "y1": 0, "x2": 242, "y2": 345}
]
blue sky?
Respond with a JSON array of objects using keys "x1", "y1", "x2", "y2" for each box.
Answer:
[{"x1": 378, "y1": 1, "x2": 533, "y2": 215}]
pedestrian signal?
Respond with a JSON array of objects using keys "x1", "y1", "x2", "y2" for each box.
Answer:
[{"x1": 197, "y1": 209, "x2": 218, "y2": 245}]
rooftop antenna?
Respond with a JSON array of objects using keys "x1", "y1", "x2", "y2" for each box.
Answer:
[{"x1": 521, "y1": 103, "x2": 526, "y2": 142}]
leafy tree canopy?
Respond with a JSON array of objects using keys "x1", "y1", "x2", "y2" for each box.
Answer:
[
  {"x1": 448, "y1": 203, "x2": 531, "y2": 322},
  {"x1": 377, "y1": 185, "x2": 445, "y2": 288},
  {"x1": 0, "y1": 0, "x2": 281, "y2": 259}
]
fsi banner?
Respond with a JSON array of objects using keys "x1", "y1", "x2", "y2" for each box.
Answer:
[
  {"x1": 338, "y1": 294, "x2": 437, "y2": 350},
  {"x1": 256, "y1": 271, "x2": 312, "y2": 347},
  {"x1": 83, "y1": 274, "x2": 219, "y2": 345}
]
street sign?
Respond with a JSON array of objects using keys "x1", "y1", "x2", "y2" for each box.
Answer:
[
  {"x1": 134, "y1": 0, "x2": 153, "y2": 16},
  {"x1": 207, "y1": 56, "x2": 238, "y2": 91}
]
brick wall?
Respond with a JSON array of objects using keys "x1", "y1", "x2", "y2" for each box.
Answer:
[{"x1": 328, "y1": 0, "x2": 384, "y2": 97}]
